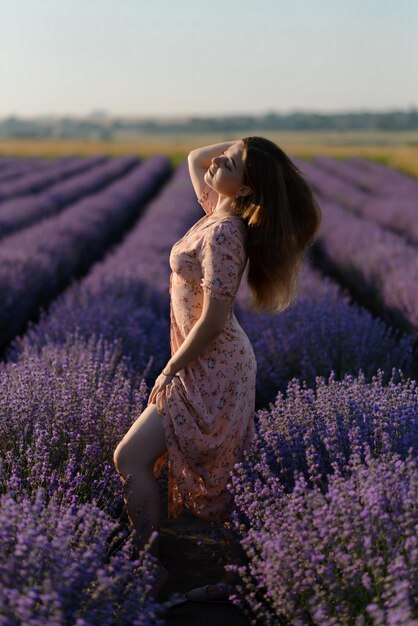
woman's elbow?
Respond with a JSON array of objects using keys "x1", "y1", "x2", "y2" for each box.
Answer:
[{"x1": 188, "y1": 149, "x2": 199, "y2": 162}]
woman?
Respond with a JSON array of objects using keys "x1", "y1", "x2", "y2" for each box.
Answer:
[{"x1": 113, "y1": 137, "x2": 322, "y2": 602}]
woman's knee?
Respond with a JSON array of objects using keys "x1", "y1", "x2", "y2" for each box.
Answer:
[
  {"x1": 113, "y1": 404, "x2": 167, "y2": 476},
  {"x1": 113, "y1": 440, "x2": 130, "y2": 476},
  {"x1": 113, "y1": 436, "x2": 148, "y2": 478}
]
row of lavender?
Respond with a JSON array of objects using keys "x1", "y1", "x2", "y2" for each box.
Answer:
[
  {"x1": 299, "y1": 156, "x2": 418, "y2": 243},
  {"x1": 0, "y1": 156, "x2": 51, "y2": 183},
  {"x1": 0, "y1": 155, "x2": 141, "y2": 239},
  {"x1": 1, "y1": 155, "x2": 416, "y2": 623},
  {"x1": 0, "y1": 155, "x2": 110, "y2": 201},
  {"x1": 308, "y1": 155, "x2": 418, "y2": 245},
  {"x1": 293, "y1": 157, "x2": 418, "y2": 338},
  {"x1": 0, "y1": 156, "x2": 48, "y2": 167},
  {"x1": 0, "y1": 155, "x2": 171, "y2": 350}
]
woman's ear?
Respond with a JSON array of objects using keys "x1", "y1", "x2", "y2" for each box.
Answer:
[{"x1": 238, "y1": 185, "x2": 253, "y2": 197}]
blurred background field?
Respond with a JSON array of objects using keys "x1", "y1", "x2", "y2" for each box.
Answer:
[{"x1": 1, "y1": 130, "x2": 418, "y2": 175}]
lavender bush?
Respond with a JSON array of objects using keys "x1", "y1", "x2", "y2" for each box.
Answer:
[
  {"x1": 0, "y1": 488, "x2": 164, "y2": 625},
  {"x1": 0, "y1": 334, "x2": 148, "y2": 515},
  {"x1": 231, "y1": 369, "x2": 418, "y2": 511},
  {"x1": 226, "y1": 370, "x2": 418, "y2": 624},
  {"x1": 236, "y1": 264, "x2": 415, "y2": 409},
  {"x1": 228, "y1": 450, "x2": 418, "y2": 626}
]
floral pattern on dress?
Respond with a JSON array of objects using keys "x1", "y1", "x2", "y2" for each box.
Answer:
[
  {"x1": 199, "y1": 220, "x2": 247, "y2": 301},
  {"x1": 148, "y1": 182, "x2": 257, "y2": 523},
  {"x1": 197, "y1": 183, "x2": 218, "y2": 215}
]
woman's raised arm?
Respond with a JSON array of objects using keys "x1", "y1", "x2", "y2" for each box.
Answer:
[{"x1": 187, "y1": 140, "x2": 237, "y2": 200}]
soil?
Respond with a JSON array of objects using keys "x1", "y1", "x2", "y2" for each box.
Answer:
[{"x1": 157, "y1": 486, "x2": 253, "y2": 625}]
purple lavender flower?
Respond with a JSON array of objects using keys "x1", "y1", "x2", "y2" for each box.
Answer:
[{"x1": 0, "y1": 488, "x2": 164, "y2": 625}]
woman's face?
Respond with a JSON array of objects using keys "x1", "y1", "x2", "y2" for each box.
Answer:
[{"x1": 204, "y1": 140, "x2": 247, "y2": 197}]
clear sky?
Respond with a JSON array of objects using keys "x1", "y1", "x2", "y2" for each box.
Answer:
[{"x1": 1, "y1": 0, "x2": 417, "y2": 118}]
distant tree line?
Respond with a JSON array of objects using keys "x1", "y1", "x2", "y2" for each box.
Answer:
[{"x1": 1, "y1": 109, "x2": 418, "y2": 140}]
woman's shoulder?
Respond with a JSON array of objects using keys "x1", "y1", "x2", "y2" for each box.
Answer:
[
  {"x1": 207, "y1": 215, "x2": 247, "y2": 238},
  {"x1": 202, "y1": 217, "x2": 247, "y2": 259}
]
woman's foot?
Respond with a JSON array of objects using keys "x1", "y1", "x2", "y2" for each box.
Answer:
[
  {"x1": 185, "y1": 570, "x2": 239, "y2": 604},
  {"x1": 207, "y1": 569, "x2": 239, "y2": 599},
  {"x1": 185, "y1": 581, "x2": 235, "y2": 604},
  {"x1": 206, "y1": 581, "x2": 234, "y2": 600}
]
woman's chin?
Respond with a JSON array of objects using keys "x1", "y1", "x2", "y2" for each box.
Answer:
[{"x1": 205, "y1": 177, "x2": 216, "y2": 191}]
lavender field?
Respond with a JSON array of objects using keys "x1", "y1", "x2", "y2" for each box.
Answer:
[{"x1": 0, "y1": 153, "x2": 417, "y2": 626}]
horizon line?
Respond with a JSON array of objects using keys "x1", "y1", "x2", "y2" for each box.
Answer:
[{"x1": 1, "y1": 106, "x2": 418, "y2": 121}]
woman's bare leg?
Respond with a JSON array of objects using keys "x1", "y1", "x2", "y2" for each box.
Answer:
[{"x1": 113, "y1": 402, "x2": 167, "y2": 560}]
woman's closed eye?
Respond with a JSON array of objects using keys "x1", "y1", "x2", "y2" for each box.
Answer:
[{"x1": 221, "y1": 151, "x2": 232, "y2": 170}]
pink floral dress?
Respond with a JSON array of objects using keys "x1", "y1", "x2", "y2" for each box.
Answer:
[{"x1": 148, "y1": 182, "x2": 257, "y2": 523}]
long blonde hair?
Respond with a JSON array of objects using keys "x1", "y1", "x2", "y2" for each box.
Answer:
[{"x1": 232, "y1": 136, "x2": 322, "y2": 313}]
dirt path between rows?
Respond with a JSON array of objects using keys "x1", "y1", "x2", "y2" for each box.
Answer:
[{"x1": 157, "y1": 487, "x2": 252, "y2": 625}]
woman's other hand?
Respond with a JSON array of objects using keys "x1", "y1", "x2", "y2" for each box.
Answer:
[{"x1": 148, "y1": 372, "x2": 176, "y2": 404}]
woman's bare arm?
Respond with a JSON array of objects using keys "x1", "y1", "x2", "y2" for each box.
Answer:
[
  {"x1": 162, "y1": 311, "x2": 229, "y2": 375},
  {"x1": 187, "y1": 140, "x2": 237, "y2": 200}
]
